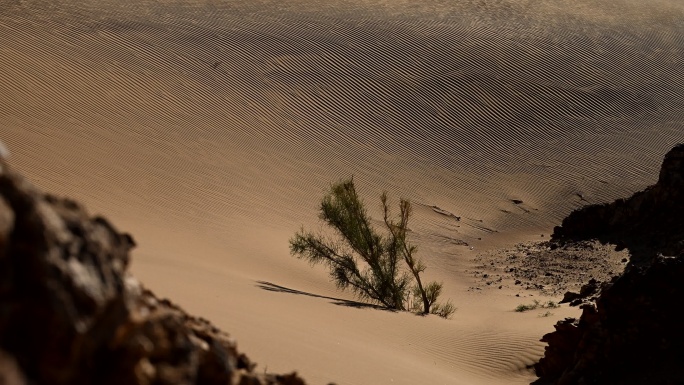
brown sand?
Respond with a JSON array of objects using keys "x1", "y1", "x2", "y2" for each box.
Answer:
[{"x1": 2, "y1": 0, "x2": 684, "y2": 383}]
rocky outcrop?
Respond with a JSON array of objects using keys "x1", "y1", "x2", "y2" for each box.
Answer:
[
  {"x1": 559, "y1": 278, "x2": 602, "y2": 307},
  {"x1": 535, "y1": 256, "x2": 684, "y2": 385},
  {"x1": 552, "y1": 144, "x2": 684, "y2": 262},
  {"x1": 0, "y1": 156, "x2": 306, "y2": 385},
  {"x1": 535, "y1": 144, "x2": 684, "y2": 384}
]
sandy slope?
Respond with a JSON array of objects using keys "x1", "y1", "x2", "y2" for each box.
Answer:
[{"x1": 2, "y1": 0, "x2": 684, "y2": 383}]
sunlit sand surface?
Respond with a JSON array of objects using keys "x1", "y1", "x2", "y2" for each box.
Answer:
[{"x1": 2, "y1": 0, "x2": 684, "y2": 383}]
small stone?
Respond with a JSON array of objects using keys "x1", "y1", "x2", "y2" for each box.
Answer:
[{"x1": 569, "y1": 298, "x2": 583, "y2": 306}]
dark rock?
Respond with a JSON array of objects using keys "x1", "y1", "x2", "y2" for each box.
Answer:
[
  {"x1": 536, "y1": 145, "x2": 684, "y2": 384},
  {"x1": 560, "y1": 291, "x2": 580, "y2": 304},
  {"x1": 0, "y1": 158, "x2": 307, "y2": 385},
  {"x1": 535, "y1": 256, "x2": 684, "y2": 384},
  {"x1": 559, "y1": 279, "x2": 600, "y2": 306},
  {"x1": 552, "y1": 144, "x2": 684, "y2": 263},
  {"x1": 535, "y1": 318, "x2": 583, "y2": 381},
  {"x1": 579, "y1": 278, "x2": 599, "y2": 297}
]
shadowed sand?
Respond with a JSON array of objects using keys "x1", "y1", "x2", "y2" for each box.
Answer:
[{"x1": 2, "y1": 0, "x2": 684, "y2": 383}]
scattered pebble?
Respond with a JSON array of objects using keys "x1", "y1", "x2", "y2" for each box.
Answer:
[{"x1": 469, "y1": 240, "x2": 629, "y2": 295}]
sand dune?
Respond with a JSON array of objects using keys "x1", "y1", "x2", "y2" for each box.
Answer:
[{"x1": 2, "y1": 0, "x2": 684, "y2": 383}]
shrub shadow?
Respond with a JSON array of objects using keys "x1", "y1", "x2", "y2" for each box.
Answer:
[{"x1": 255, "y1": 281, "x2": 392, "y2": 311}]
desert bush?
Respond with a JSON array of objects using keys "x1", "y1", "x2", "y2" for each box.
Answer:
[
  {"x1": 515, "y1": 300, "x2": 560, "y2": 312},
  {"x1": 431, "y1": 300, "x2": 457, "y2": 319},
  {"x1": 515, "y1": 300, "x2": 541, "y2": 312},
  {"x1": 290, "y1": 178, "x2": 453, "y2": 317}
]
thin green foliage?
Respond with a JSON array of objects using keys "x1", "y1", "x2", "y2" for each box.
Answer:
[
  {"x1": 290, "y1": 178, "x2": 454, "y2": 318},
  {"x1": 515, "y1": 300, "x2": 560, "y2": 312}
]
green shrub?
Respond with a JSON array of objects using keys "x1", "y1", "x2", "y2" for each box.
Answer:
[
  {"x1": 431, "y1": 300, "x2": 457, "y2": 319},
  {"x1": 515, "y1": 300, "x2": 540, "y2": 312},
  {"x1": 290, "y1": 178, "x2": 453, "y2": 318},
  {"x1": 515, "y1": 299, "x2": 560, "y2": 312}
]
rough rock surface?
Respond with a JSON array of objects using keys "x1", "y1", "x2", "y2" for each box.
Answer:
[
  {"x1": 535, "y1": 144, "x2": 684, "y2": 385},
  {"x1": 0, "y1": 157, "x2": 306, "y2": 385},
  {"x1": 535, "y1": 256, "x2": 684, "y2": 385},
  {"x1": 559, "y1": 278, "x2": 602, "y2": 307},
  {"x1": 553, "y1": 144, "x2": 684, "y2": 263}
]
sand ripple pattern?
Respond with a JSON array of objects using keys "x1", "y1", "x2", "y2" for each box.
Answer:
[
  {"x1": 2, "y1": 0, "x2": 684, "y2": 240},
  {"x1": 2, "y1": 1, "x2": 684, "y2": 384}
]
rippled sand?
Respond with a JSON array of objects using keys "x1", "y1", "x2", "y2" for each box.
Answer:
[{"x1": 2, "y1": 0, "x2": 684, "y2": 383}]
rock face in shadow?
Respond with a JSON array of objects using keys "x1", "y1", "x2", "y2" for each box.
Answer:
[
  {"x1": 0, "y1": 158, "x2": 306, "y2": 385},
  {"x1": 535, "y1": 144, "x2": 684, "y2": 385},
  {"x1": 535, "y1": 256, "x2": 684, "y2": 385},
  {"x1": 552, "y1": 144, "x2": 684, "y2": 262}
]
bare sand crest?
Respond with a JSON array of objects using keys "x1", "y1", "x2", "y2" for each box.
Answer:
[{"x1": 2, "y1": 0, "x2": 684, "y2": 383}]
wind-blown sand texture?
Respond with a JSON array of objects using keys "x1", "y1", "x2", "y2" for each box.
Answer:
[{"x1": 2, "y1": 0, "x2": 684, "y2": 383}]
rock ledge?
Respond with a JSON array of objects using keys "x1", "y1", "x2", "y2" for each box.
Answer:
[
  {"x1": 0, "y1": 158, "x2": 306, "y2": 385},
  {"x1": 535, "y1": 144, "x2": 684, "y2": 385}
]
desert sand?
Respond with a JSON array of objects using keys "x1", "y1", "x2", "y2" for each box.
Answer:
[{"x1": 2, "y1": 0, "x2": 684, "y2": 383}]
